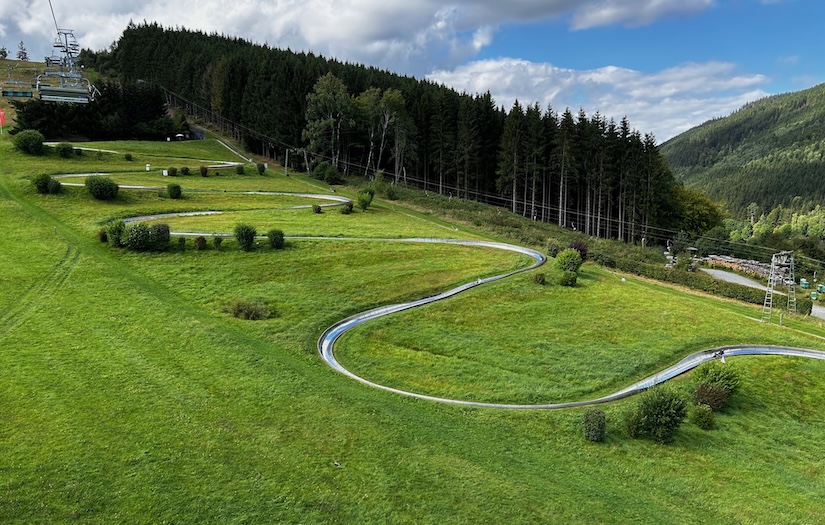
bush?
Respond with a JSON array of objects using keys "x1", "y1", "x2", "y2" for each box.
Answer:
[
  {"x1": 569, "y1": 239, "x2": 589, "y2": 262},
  {"x1": 235, "y1": 165, "x2": 245, "y2": 175},
  {"x1": 177, "y1": 236, "x2": 186, "y2": 251},
  {"x1": 224, "y1": 298, "x2": 271, "y2": 320},
  {"x1": 692, "y1": 360, "x2": 740, "y2": 396},
  {"x1": 631, "y1": 386, "x2": 688, "y2": 444},
  {"x1": 690, "y1": 404, "x2": 715, "y2": 430},
  {"x1": 168, "y1": 167, "x2": 178, "y2": 177},
  {"x1": 267, "y1": 229, "x2": 285, "y2": 249},
  {"x1": 106, "y1": 220, "x2": 126, "y2": 247},
  {"x1": 150, "y1": 224, "x2": 170, "y2": 251},
  {"x1": 590, "y1": 250, "x2": 616, "y2": 268},
  {"x1": 546, "y1": 238, "x2": 562, "y2": 257},
  {"x1": 556, "y1": 248, "x2": 583, "y2": 273},
  {"x1": 180, "y1": 166, "x2": 190, "y2": 176},
  {"x1": 312, "y1": 204, "x2": 323, "y2": 214},
  {"x1": 32, "y1": 173, "x2": 53, "y2": 194},
  {"x1": 533, "y1": 272, "x2": 546, "y2": 285},
  {"x1": 85, "y1": 176, "x2": 119, "y2": 200},
  {"x1": 97, "y1": 229, "x2": 108, "y2": 243},
  {"x1": 234, "y1": 224, "x2": 257, "y2": 252},
  {"x1": 75, "y1": 148, "x2": 82, "y2": 156},
  {"x1": 123, "y1": 223, "x2": 151, "y2": 251},
  {"x1": 124, "y1": 153, "x2": 133, "y2": 161},
  {"x1": 13, "y1": 129, "x2": 45, "y2": 155},
  {"x1": 199, "y1": 166, "x2": 208, "y2": 177},
  {"x1": 256, "y1": 163, "x2": 266, "y2": 175},
  {"x1": 194, "y1": 236, "x2": 207, "y2": 250},
  {"x1": 385, "y1": 185, "x2": 399, "y2": 200},
  {"x1": 559, "y1": 270, "x2": 577, "y2": 287},
  {"x1": 357, "y1": 191, "x2": 373, "y2": 211},
  {"x1": 694, "y1": 383, "x2": 730, "y2": 411},
  {"x1": 47, "y1": 178, "x2": 62, "y2": 194},
  {"x1": 583, "y1": 408, "x2": 606, "y2": 442},
  {"x1": 167, "y1": 183, "x2": 182, "y2": 199},
  {"x1": 56, "y1": 142, "x2": 74, "y2": 158},
  {"x1": 213, "y1": 236, "x2": 223, "y2": 250},
  {"x1": 340, "y1": 201, "x2": 354, "y2": 215},
  {"x1": 623, "y1": 407, "x2": 644, "y2": 439}
]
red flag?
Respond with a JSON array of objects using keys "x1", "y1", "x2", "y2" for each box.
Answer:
[{"x1": 0, "y1": 108, "x2": 5, "y2": 127}]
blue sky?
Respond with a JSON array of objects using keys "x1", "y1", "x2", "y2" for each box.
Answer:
[{"x1": 2, "y1": 0, "x2": 822, "y2": 141}]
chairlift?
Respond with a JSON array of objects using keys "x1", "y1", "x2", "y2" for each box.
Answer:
[
  {"x1": 34, "y1": 26, "x2": 98, "y2": 104},
  {"x1": 2, "y1": 67, "x2": 34, "y2": 98}
]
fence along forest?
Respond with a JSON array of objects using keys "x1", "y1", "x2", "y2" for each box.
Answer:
[{"x1": 66, "y1": 21, "x2": 722, "y2": 244}]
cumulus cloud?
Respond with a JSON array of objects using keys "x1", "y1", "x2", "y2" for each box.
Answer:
[
  {"x1": 5, "y1": 0, "x2": 715, "y2": 72},
  {"x1": 428, "y1": 59, "x2": 770, "y2": 142}
]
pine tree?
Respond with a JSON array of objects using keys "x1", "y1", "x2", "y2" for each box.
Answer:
[{"x1": 17, "y1": 41, "x2": 28, "y2": 61}]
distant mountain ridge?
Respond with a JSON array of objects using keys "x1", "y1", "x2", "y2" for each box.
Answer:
[{"x1": 660, "y1": 82, "x2": 825, "y2": 216}]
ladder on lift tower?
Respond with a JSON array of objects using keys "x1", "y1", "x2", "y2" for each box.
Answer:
[{"x1": 761, "y1": 251, "x2": 796, "y2": 323}]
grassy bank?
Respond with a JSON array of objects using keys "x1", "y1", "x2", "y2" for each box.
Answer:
[{"x1": 1, "y1": 134, "x2": 824, "y2": 524}]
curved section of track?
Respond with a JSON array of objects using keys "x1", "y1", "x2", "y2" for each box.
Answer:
[{"x1": 74, "y1": 176, "x2": 825, "y2": 409}]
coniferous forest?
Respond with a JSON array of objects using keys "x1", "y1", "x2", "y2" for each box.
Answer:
[{"x1": 73, "y1": 22, "x2": 721, "y2": 242}]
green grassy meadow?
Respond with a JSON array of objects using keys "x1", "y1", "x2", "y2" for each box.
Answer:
[{"x1": 2, "y1": 134, "x2": 825, "y2": 524}]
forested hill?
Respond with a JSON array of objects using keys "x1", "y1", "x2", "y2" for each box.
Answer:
[
  {"x1": 77, "y1": 22, "x2": 721, "y2": 242},
  {"x1": 660, "y1": 82, "x2": 825, "y2": 217}
]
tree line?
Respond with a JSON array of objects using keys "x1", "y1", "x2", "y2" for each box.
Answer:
[{"x1": 77, "y1": 22, "x2": 719, "y2": 241}]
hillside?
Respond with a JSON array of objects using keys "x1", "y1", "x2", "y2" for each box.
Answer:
[{"x1": 660, "y1": 82, "x2": 825, "y2": 216}]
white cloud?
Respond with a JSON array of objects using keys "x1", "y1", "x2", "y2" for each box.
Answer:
[
  {"x1": 5, "y1": 0, "x2": 717, "y2": 73},
  {"x1": 428, "y1": 58, "x2": 770, "y2": 142},
  {"x1": 571, "y1": 0, "x2": 713, "y2": 29}
]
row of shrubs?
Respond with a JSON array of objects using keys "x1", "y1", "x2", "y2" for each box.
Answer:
[
  {"x1": 158, "y1": 163, "x2": 267, "y2": 177},
  {"x1": 583, "y1": 360, "x2": 741, "y2": 444}
]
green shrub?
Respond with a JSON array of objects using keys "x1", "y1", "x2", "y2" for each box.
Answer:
[
  {"x1": 177, "y1": 236, "x2": 186, "y2": 251},
  {"x1": 556, "y1": 248, "x2": 583, "y2": 273},
  {"x1": 124, "y1": 153, "x2": 133, "y2": 161},
  {"x1": 569, "y1": 239, "x2": 589, "y2": 262},
  {"x1": 85, "y1": 176, "x2": 119, "y2": 200},
  {"x1": 150, "y1": 224, "x2": 170, "y2": 251},
  {"x1": 235, "y1": 165, "x2": 245, "y2": 175},
  {"x1": 533, "y1": 273, "x2": 546, "y2": 285},
  {"x1": 632, "y1": 386, "x2": 688, "y2": 444},
  {"x1": 74, "y1": 148, "x2": 82, "y2": 156},
  {"x1": 199, "y1": 166, "x2": 208, "y2": 177},
  {"x1": 106, "y1": 220, "x2": 126, "y2": 247},
  {"x1": 357, "y1": 191, "x2": 373, "y2": 211},
  {"x1": 694, "y1": 383, "x2": 730, "y2": 411},
  {"x1": 180, "y1": 166, "x2": 190, "y2": 176},
  {"x1": 267, "y1": 229, "x2": 285, "y2": 249},
  {"x1": 385, "y1": 185, "x2": 399, "y2": 200},
  {"x1": 168, "y1": 167, "x2": 178, "y2": 177},
  {"x1": 690, "y1": 404, "x2": 715, "y2": 430},
  {"x1": 123, "y1": 223, "x2": 151, "y2": 251},
  {"x1": 623, "y1": 407, "x2": 643, "y2": 439},
  {"x1": 167, "y1": 183, "x2": 182, "y2": 199},
  {"x1": 583, "y1": 408, "x2": 606, "y2": 442},
  {"x1": 97, "y1": 229, "x2": 108, "y2": 243},
  {"x1": 312, "y1": 204, "x2": 323, "y2": 214},
  {"x1": 234, "y1": 224, "x2": 257, "y2": 252},
  {"x1": 312, "y1": 161, "x2": 343, "y2": 184},
  {"x1": 47, "y1": 178, "x2": 61, "y2": 194},
  {"x1": 693, "y1": 360, "x2": 740, "y2": 395},
  {"x1": 32, "y1": 173, "x2": 53, "y2": 194},
  {"x1": 56, "y1": 142, "x2": 74, "y2": 158},
  {"x1": 559, "y1": 270, "x2": 577, "y2": 287},
  {"x1": 256, "y1": 163, "x2": 265, "y2": 175},
  {"x1": 194, "y1": 236, "x2": 207, "y2": 251},
  {"x1": 13, "y1": 129, "x2": 45, "y2": 155},
  {"x1": 590, "y1": 250, "x2": 616, "y2": 268},
  {"x1": 340, "y1": 201, "x2": 354, "y2": 215},
  {"x1": 224, "y1": 298, "x2": 272, "y2": 320},
  {"x1": 213, "y1": 235, "x2": 223, "y2": 250},
  {"x1": 546, "y1": 238, "x2": 562, "y2": 257}
]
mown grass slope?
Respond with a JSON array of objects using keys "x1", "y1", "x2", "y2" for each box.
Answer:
[{"x1": 1, "y1": 134, "x2": 824, "y2": 524}]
